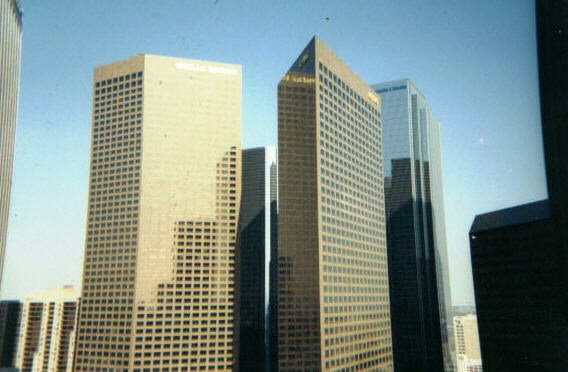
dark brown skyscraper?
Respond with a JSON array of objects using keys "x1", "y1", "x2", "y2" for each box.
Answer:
[{"x1": 278, "y1": 37, "x2": 393, "y2": 371}]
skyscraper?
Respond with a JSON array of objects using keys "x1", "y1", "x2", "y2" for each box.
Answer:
[
  {"x1": 14, "y1": 286, "x2": 78, "y2": 372},
  {"x1": 237, "y1": 146, "x2": 278, "y2": 371},
  {"x1": 469, "y1": 1, "x2": 568, "y2": 370},
  {"x1": 278, "y1": 37, "x2": 393, "y2": 371},
  {"x1": 75, "y1": 54, "x2": 241, "y2": 370},
  {"x1": 373, "y1": 79, "x2": 452, "y2": 372},
  {"x1": 0, "y1": 0, "x2": 22, "y2": 288}
]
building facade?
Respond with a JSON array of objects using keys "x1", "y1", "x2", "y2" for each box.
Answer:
[
  {"x1": 14, "y1": 287, "x2": 78, "y2": 372},
  {"x1": 469, "y1": 200, "x2": 566, "y2": 371},
  {"x1": 74, "y1": 55, "x2": 241, "y2": 370},
  {"x1": 469, "y1": 1, "x2": 568, "y2": 370},
  {"x1": 237, "y1": 146, "x2": 278, "y2": 371},
  {"x1": 453, "y1": 314, "x2": 481, "y2": 372},
  {"x1": 373, "y1": 79, "x2": 453, "y2": 372},
  {"x1": 278, "y1": 37, "x2": 393, "y2": 371},
  {"x1": 0, "y1": 0, "x2": 22, "y2": 288},
  {"x1": 0, "y1": 300, "x2": 21, "y2": 367}
]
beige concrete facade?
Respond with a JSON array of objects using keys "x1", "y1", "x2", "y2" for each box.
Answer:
[
  {"x1": 454, "y1": 314, "x2": 482, "y2": 372},
  {"x1": 15, "y1": 286, "x2": 79, "y2": 372},
  {"x1": 278, "y1": 37, "x2": 392, "y2": 371},
  {"x1": 75, "y1": 54, "x2": 241, "y2": 370},
  {"x1": 0, "y1": 0, "x2": 22, "y2": 289}
]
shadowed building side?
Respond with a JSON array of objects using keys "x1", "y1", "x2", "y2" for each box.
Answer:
[
  {"x1": 469, "y1": 201, "x2": 565, "y2": 371},
  {"x1": 469, "y1": 1, "x2": 568, "y2": 370},
  {"x1": 237, "y1": 146, "x2": 278, "y2": 371},
  {"x1": 373, "y1": 80, "x2": 452, "y2": 372},
  {"x1": 0, "y1": 301, "x2": 20, "y2": 367}
]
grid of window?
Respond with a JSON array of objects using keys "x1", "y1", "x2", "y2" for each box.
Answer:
[
  {"x1": 317, "y1": 61, "x2": 392, "y2": 371},
  {"x1": 278, "y1": 71, "x2": 322, "y2": 371},
  {"x1": 129, "y1": 149, "x2": 238, "y2": 371},
  {"x1": 15, "y1": 297, "x2": 78, "y2": 372},
  {"x1": 76, "y1": 55, "x2": 241, "y2": 370},
  {"x1": 278, "y1": 39, "x2": 393, "y2": 372},
  {"x1": 19, "y1": 303, "x2": 43, "y2": 371},
  {"x1": 75, "y1": 71, "x2": 144, "y2": 370}
]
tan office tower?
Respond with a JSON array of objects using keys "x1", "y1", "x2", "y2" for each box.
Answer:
[
  {"x1": 75, "y1": 55, "x2": 241, "y2": 370},
  {"x1": 277, "y1": 37, "x2": 393, "y2": 371},
  {"x1": 15, "y1": 286, "x2": 79, "y2": 372},
  {"x1": 0, "y1": 0, "x2": 22, "y2": 288}
]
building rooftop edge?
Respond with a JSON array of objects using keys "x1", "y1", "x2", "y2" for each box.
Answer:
[
  {"x1": 10, "y1": 0, "x2": 22, "y2": 25},
  {"x1": 243, "y1": 145, "x2": 277, "y2": 152},
  {"x1": 470, "y1": 199, "x2": 550, "y2": 234},
  {"x1": 372, "y1": 78, "x2": 431, "y2": 99},
  {"x1": 95, "y1": 53, "x2": 242, "y2": 72},
  {"x1": 24, "y1": 286, "x2": 79, "y2": 302}
]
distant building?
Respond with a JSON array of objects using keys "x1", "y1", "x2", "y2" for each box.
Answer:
[
  {"x1": 373, "y1": 79, "x2": 453, "y2": 371},
  {"x1": 462, "y1": 359, "x2": 482, "y2": 372},
  {"x1": 469, "y1": 1, "x2": 568, "y2": 370},
  {"x1": 14, "y1": 286, "x2": 78, "y2": 372},
  {"x1": 0, "y1": 301, "x2": 20, "y2": 367},
  {"x1": 278, "y1": 36, "x2": 392, "y2": 371},
  {"x1": 74, "y1": 54, "x2": 242, "y2": 370},
  {"x1": 0, "y1": 0, "x2": 23, "y2": 288},
  {"x1": 453, "y1": 314, "x2": 481, "y2": 372},
  {"x1": 237, "y1": 146, "x2": 278, "y2": 371}
]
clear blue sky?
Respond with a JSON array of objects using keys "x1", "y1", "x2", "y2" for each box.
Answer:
[{"x1": 2, "y1": 0, "x2": 546, "y2": 306}]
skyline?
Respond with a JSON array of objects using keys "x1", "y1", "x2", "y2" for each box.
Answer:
[{"x1": 2, "y1": 1, "x2": 546, "y2": 306}]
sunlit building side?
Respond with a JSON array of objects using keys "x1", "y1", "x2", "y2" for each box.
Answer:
[
  {"x1": 74, "y1": 54, "x2": 241, "y2": 370},
  {"x1": 14, "y1": 286, "x2": 78, "y2": 372},
  {"x1": 278, "y1": 37, "x2": 393, "y2": 371},
  {"x1": 453, "y1": 314, "x2": 482, "y2": 372},
  {"x1": 0, "y1": 0, "x2": 22, "y2": 289}
]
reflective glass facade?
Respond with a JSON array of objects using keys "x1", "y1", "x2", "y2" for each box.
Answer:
[
  {"x1": 373, "y1": 80, "x2": 453, "y2": 372},
  {"x1": 237, "y1": 146, "x2": 278, "y2": 372}
]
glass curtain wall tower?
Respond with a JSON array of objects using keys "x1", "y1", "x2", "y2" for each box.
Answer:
[
  {"x1": 0, "y1": 0, "x2": 22, "y2": 288},
  {"x1": 373, "y1": 79, "x2": 453, "y2": 372},
  {"x1": 75, "y1": 54, "x2": 241, "y2": 370},
  {"x1": 237, "y1": 146, "x2": 278, "y2": 371},
  {"x1": 278, "y1": 37, "x2": 393, "y2": 371}
]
